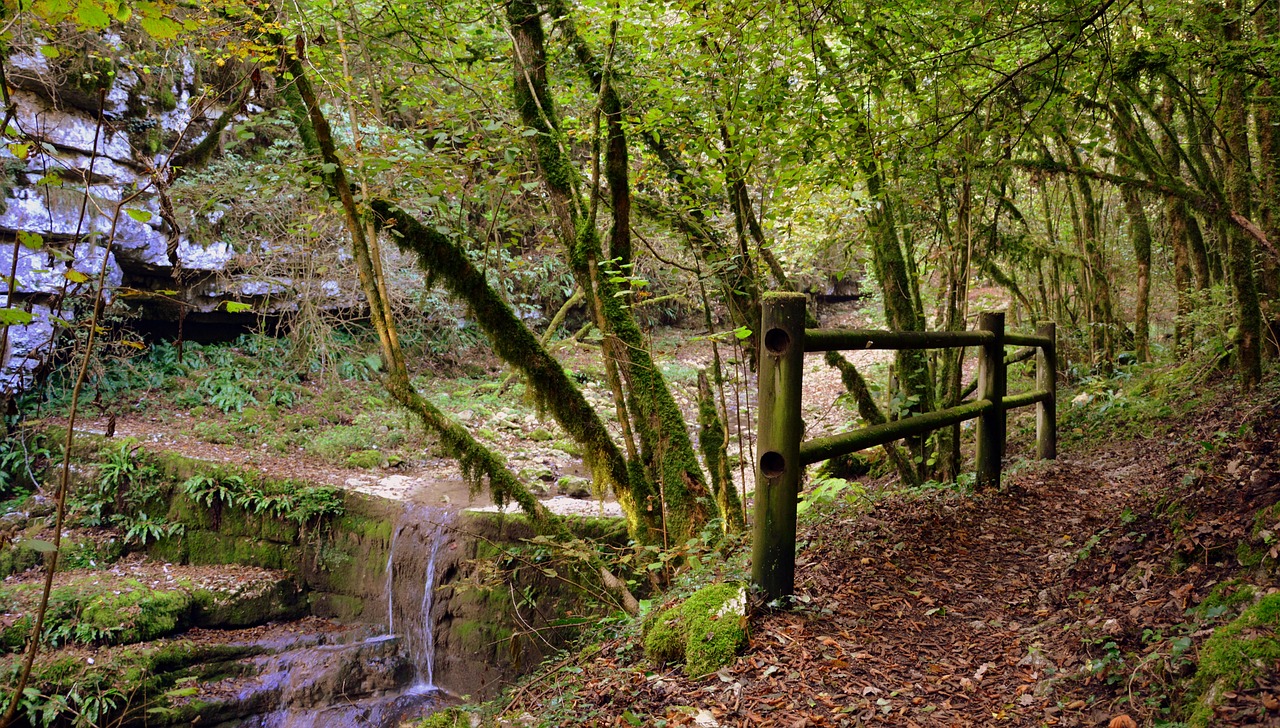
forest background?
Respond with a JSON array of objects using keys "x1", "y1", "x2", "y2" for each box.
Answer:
[{"x1": 1, "y1": 0, "x2": 1277, "y2": 577}]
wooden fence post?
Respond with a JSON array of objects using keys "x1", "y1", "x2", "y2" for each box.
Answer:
[
  {"x1": 752, "y1": 292, "x2": 806, "y2": 605},
  {"x1": 975, "y1": 312, "x2": 1005, "y2": 489},
  {"x1": 1037, "y1": 321, "x2": 1057, "y2": 460}
]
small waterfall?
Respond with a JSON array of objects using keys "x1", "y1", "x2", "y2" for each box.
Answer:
[
  {"x1": 384, "y1": 505, "x2": 452, "y2": 692},
  {"x1": 385, "y1": 524, "x2": 404, "y2": 633}
]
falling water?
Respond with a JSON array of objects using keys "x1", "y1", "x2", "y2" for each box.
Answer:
[
  {"x1": 385, "y1": 524, "x2": 404, "y2": 633},
  {"x1": 384, "y1": 505, "x2": 452, "y2": 692},
  {"x1": 418, "y1": 522, "x2": 446, "y2": 689}
]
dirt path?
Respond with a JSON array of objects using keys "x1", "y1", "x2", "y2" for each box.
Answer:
[{"x1": 518, "y1": 389, "x2": 1280, "y2": 727}]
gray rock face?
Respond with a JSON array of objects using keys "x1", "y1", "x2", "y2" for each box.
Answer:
[{"x1": 0, "y1": 42, "x2": 347, "y2": 393}]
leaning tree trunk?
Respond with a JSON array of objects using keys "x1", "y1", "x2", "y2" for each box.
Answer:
[
  {"x1": 366, "y1": 199, "x2": 653, "y2": 541},
  {"x1": 280, "y1": 51, "x2": 548, "y2": 519}
]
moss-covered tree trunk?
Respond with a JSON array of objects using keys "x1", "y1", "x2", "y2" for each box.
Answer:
[
  {"x1": 1059, "y1": 134, "x2": 1115, "y2": 369},
  {"x1": 853, "y1": 117, "x2": 936, "y2": 477},
  {"x1": 1255, "y1": 0, "x2": 1280, "y2": 353},
  {"x1": 697, "y1": 371, "x2": 744, "y2": 533},
  {"x1": 1158, "y1": 88, "x2": 1198, "y2": 351},
  {"x1": 507, "y1": 0, "x2": 711, "y2": 544},
  {"x1": 1219, "y1": 0, "x2": 1264, "y2": 387},
  {"x1": 1121, "y1": 186, "x2": 1152, "y2": 362}
]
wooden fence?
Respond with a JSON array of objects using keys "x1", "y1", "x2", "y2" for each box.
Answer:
[{"x1": 751, "y1": 292, "x2": 1058, "y2": 603}]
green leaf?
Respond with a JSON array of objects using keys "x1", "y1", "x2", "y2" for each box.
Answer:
[
  {"x1": 0, "y1": 309, "x2": 34, "y2": 326},
  {"x1": 17, "y1": 231, "x2": 43, "y2": 250},
  {"x1": 222, "y1": 301, "x2": 254, "y2": 313},
  {"x1": 64, "y1": 269, "x2": 90, "y2": 283},
  {"x1": 125, "y1": 208, "x2": 152, "y2": 223},
  {"x1": 733, "y1": 326, "x2": 752, "y2": 340},
  {"x1": 20, "y1": 539, "x2": 57, "y2": 553},
  {"x1": 39, "y1": 45, "x2": 62, "y2": 59},
  {"x1": 138, "y1": 14, "x2": 181, "y2": 39},
  {"x1": 7, "y1": 143, "x2": 30, "y2": 159},
  {"x1": 74, "y1": 0, "x2": 112, "y2": 27}
]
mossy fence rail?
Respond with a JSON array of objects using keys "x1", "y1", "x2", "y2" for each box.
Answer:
[{"x1": 751, "y1": 292, "x2": 1058, "y2": 603}]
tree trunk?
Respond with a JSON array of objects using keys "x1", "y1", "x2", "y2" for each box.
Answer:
[
  {"x1": 1219, "y1": 0, "x2": 1264, "y2": 386},
  {"x1": 1256, "y1": 0, "x2": 1280, "y2": 352},
  {"x1": 1158, "y1": 87, "x2": 1197, "y2": 350},
  {"x1": 1059, "y1": 134, "x2": 1115, "y2": 369},
  {"x1": 1121, "y1": 185, "x2": 1152, "y2": 361}
]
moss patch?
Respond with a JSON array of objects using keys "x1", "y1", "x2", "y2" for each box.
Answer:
[
  {"x1": 417, "y1": 707, "x2": 471, "y2": 728},
  {"x1": 1187, "y1": 592, "x2": 1280, "y2": 726},
  {"x1": 642, "y1": 583, "x2": 748, "y2": 677}
]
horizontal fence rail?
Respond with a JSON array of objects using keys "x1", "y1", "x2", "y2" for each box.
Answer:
[
  {"x1": 804, "y1": 328, "x2": 996, "y2": 352},
  {"x1": 751, "y1": 292, "x2": 1057, "y2": 604}
]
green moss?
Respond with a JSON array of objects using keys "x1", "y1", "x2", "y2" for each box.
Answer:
[
  {"x1": 552, "y1": 439, "x2": 582, "y2": 456},
  {"x1": 310, "y1": 593, "x2": 365, "y2": 621},
  {"x1": 77, "y1": 580, "x2": 192, "y2": 643},
  {"x1": 179, "y1": 530, "x2": 300, "y2": 574},
  {"x1": 193, "y1": 420, "x2": 235, "y2": 445},
  {"x1": 1187, "y1": 592, "x2": 1280, "y2": 726},
  {"x1": 642, "y1": 583, "x2": 748, "y2": 676},
  {"x1": 528, "y1": 428, "x2": 554, "y2": 442},
  {"x1": 0, "y1": 540, "x2": 43, "y2": 579},
  {"x1": 307, "y1": 425, "x2": 376, "y2": 462},
  {"x1": 346, "y1": 449, "x2": 384, "y2": 469},
  {"x1": 417, "y1": 707, "x2": 470, "y2": 728},
  {"x1": 1197, "y1": 580, "x2": 1258, "y2": 617},
  {"x1": 0, "y1": 578, "x2": 198, "y2": 648},
  {"x1": 1, "y1": 616, "x2": 32, "y2": 651},
  {"x1": 642, "y1": 607, "x2": 686, "y2": 664},
  {"x1": 156, "y1": 87, "x2": 178, "y2": 111}
]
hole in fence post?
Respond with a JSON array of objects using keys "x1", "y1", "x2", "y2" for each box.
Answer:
[
  {"x1": 760, "y1": 451, "x2": 786, "y2": 478},
  {"x1": 764, "y1": 328, "x2": 791, "y2": 355}
]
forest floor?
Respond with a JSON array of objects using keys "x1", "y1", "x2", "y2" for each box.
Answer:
[
  {"x1": 500, "y1": 371, "x2": 1280, "y2": 727},
  {"x1": 23, "y1": 309, "x2": 1280, "y2": 727}
]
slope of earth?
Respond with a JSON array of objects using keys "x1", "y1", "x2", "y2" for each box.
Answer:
[{"x1": 499, "y1": 372, "x2": 1280, "y2": 727}]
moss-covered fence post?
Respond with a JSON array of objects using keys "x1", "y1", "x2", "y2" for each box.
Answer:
[
  {"x1": 1036, "y1": 321, "x2": 1057, "y2": 460},
  {"x1": 751, "y1": 293, "x2": 806, "y2": 604},
  {"x1": 975, "y1": 311, "x2": 1006, "y2": 489}
]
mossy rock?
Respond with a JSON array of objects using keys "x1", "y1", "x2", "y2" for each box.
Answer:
[
  {"x1": 181, "y1": 530, "x2": 301, "y2": 574},
  {"x1": 1, "y1": 615, "x2": 32, "y2": 651},
  {"x1": 0, "y1": 578, "x2": 199, "y2": 648},
  {"x1": 346, "y1": 449, "x2": 385, "y2": 469},
  {"x1": 1187, "y1": 592, "x2": 1280, "y2": 726},
  {"x1": 0, "y1": 541, "x2": 43, "y2": 579},
  {"x1": 518, "y1": 465, "x2": 554, "y2": 483},
  {"x1": 642, "y1": 606, "x2": 686, "y2": 664},
  {"x1": 527, "y1": 428, "x2": 554, "y2": 442},
  {"x1": 81, "y1": 583, "x2": 194, "y2": 643},
  {"x1": 556, "y1": 476, "x2": 591, "y2": 499},
  {"x1": 642, "y1": 583, "x2": 748, "y2": 677}
]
